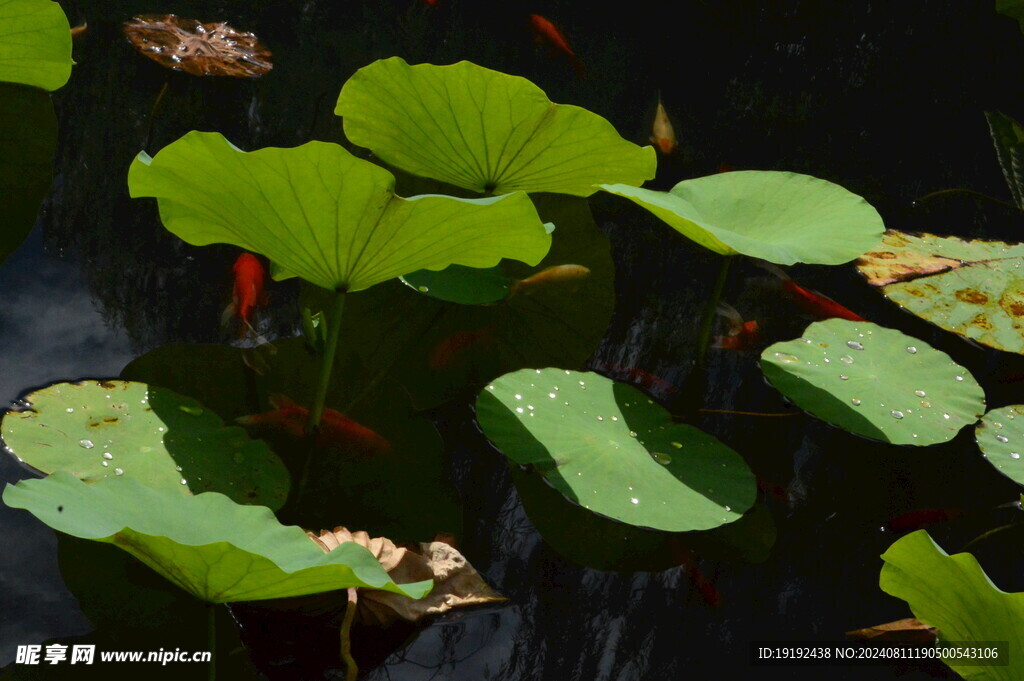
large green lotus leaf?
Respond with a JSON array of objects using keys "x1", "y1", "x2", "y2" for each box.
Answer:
[
  {"x1": 880, "y1": 530, "x2": 1021, "y2": 680},
  {"x1": 303, "y1": 193, "x2": 613, "y2": 409},
  {"x1": 0, "y1": 0, "x2": 72, "y2": 91},
  {"x1": 975, "y1": 405, "x2": 1024, "y2": 487},
  {"x1": 761, "y1": 319, "x2": 985, "y2": 446},
  {"x1": 335, "y1": 57, "x2": 655, "y2": 197},
  {"x1": 985, "y1": 111, "x2": 1024, "y2": 208},
  {"x1": 600, "y1": 171, "x2": 884, "y2": 264},
  {"x1": 856, "y1": 230, "x2": 1024, "y2": 354},
  {"x1": 127, "y1": 131, "x2": 552, "y2": 292},
  {"x1": 1, "y1": 380, "x2": 289, "y2": 509},
  {"x1": 476, "y1": 369, "x2": 755, "y2": 532},
  {"x1": 0, "y1": 82, "x2": 55, "y2": 264},
  {"x1": 2, "y1": 472, "x2": 431, "y2": 603},
  {"x1": 121, "y1": 339, "x2": 460, "y2": 541}
]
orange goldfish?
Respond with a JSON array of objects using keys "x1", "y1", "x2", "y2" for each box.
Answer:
[
  {"x1": 509, "y1": 264, "x2": 591, "y2": 297},
  {"x1": 428, "y1": 324, "x2": 495, "y2": 370},
  {"x1": 669, "y1": 540, "x2": 722, "y2": 607},
  {"x1": 529, "y1": 14, "x2": 584, "y2": 77},
  {"x1": 222, "y1": 252, "x2": 267, "y2": 338},
  {"x1": 71, "y1": 21, "x2": 88, "y2": 38},
  {"x1": 712, "y1": 302, "x2": 760, "y2": 351},
  {"x1": 757, "y1": 261, "x2": 866, "y2": 322},
  {"x1": 237, "y1": 395, "x2": 392, "y2": 458},
  {"x1": 650, "y1": 97, "x2": 677, "y2": 155}
]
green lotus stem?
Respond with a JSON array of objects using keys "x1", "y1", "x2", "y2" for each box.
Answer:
[
  {"x1": 341, "y1": 587, "x2": 359, "y2": 681},
  {"x1": 914, "y1": 188, "x2": 1022, "y2": 212},
  {"x1": 207, "y1": 604, "x2": 216, "y2": 681},
  {"x1": 307, "y1": 290, "x2": 347, "y2": 432},
  {"x1": 695, "y1": 256, "x2": 734, "y2": 372},
  {"x1": 961, "y1": 522, "x2": 1020, "y2": 553},
  {"x1": 698, "y1": 408, "x2": 798, "y2": 418}
]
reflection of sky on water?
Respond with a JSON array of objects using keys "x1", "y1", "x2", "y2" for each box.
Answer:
[
  {"x1": 0, "y1": 230, "x2": 133, "y2": 406},
  {"x1": 0, "y1": 229, "x2": 129, "y2": 666}
]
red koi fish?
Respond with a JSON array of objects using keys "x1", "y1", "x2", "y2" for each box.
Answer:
[
  {"x1": 510, "y1": 264, "x2": 591, "y2": 297},
  {"x1": 756, "y1": 476, "x2": 791, "y2": 506},
  {"x1": 221, "y1": 252, "x2": 267, "y2": 338},
  {"x1": 428, "y1": 324, "x2": 496, "y2": 370},
  {"x1": 885, "y1": 507, "x2": 965, "y2": 533},
  {"x1": 236, "y1": 395, "x2": 392, "y2": 458},
  {"x1": 712, "y1": 302, "x2": 760, "y2": 351},
  {"x1": 529, "y1": 14, "x2": 584, "y2": 77},
  {"x1": 590, "y1": 361, "x2": 677, "y2": 394},
  {"x1": 669, "y1": 540, "x2": 722, "y2": 607},
  {"x1": 650, "y1": 97, "x2": 677, "y2": 155},
  {"x1": 757, "y1": 261, "x2": 866, "y2": 322}
]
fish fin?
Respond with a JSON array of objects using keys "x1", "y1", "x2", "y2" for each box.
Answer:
[
  {"x1": 715, "y1": 301, "x2": 744, "y2": 328},
  {"x1": 220, "y1": 302, "x2": 237, "y2": 329},
  {"x1": 752, "y1": 259, "x2": 790, "y2": 282},
  {"x1": 268, "y1": 393, "x2": 300, "y2": 410}
]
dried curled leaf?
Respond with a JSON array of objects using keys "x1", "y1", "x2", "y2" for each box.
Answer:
[
  {"x1": 846, "y1": 617, "x2": 938, "y2": 644},
  {"x1": 123, "y1": 15, "x2": 272, "y2": 78},
  {"x1": 309, "y1": 527, "x2": 505, "y2": 626}
]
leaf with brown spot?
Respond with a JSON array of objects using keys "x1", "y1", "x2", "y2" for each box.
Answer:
[
  {"x1": 308, "y1": 526, "x2": 505, "y2": 626},
  {"x1": 856, "y1": 230, "x2": 1024, "y2": 354},
  {"x1": 846, "y1": 617, "x2": 937, "y2": 644}
]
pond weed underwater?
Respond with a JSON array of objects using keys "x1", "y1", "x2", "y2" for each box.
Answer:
[{"x1": 6, "y1": 2, "x2": 1024, "y2": 680}]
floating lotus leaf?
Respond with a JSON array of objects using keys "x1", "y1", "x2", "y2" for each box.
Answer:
[
  {"x1": 985, "y1": 111, "x2": 1024, "y2": 208},
  {"x1": 880, "y1": 530, "x2": 1022, "y2": 680},
  {"x1": 304, "y1": 193, "x2": 613, "y2": 409},
  {"x1": 400, "y1": 264, "x2": 513, "y2": 304},
  {"x1": 0, "y1": 82, "x2": 56, "y2": 264},
  {"x1": 2, "y1": 472, "x2": 431, "y2": 603},
  {"x1": 975, "y1": 406, "x2": 1024, "y2": 487},
  {"x1": 122, "y1": 15, "x2": 273, "y2": 78},
  {"x1": 600, "y1": 171, "x2": 884, "y2": 264},
  {"x1": 128, "y1": 131, "x2": 552, "y2": 292},
  {"x1": 0, "y1": 0, "x2": 72, "y2": 90},
  {"x1": 476, "y1": 369, "x2": 755, "y2": 532},
  {"x1": 856, "y1": 230, "x2": 1024, "y2": 354},
  {"x1": 335, "y1": 57, "x2": 655, "y2": 196},
  {"x1": 1, "y1": 380, "x2": 289, "y2": 509},
  {"x1": 761, "y1": 319, "x2": 985, "y2": 446},
  {"x1": 121, "y1": 339, "x2": 459, "y2": 541}
]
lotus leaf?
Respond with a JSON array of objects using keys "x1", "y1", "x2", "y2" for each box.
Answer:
[
  {"x1": 400, "y1": 264, "x2": 512, "y2": 304},
  {"x1": 1, "y1": 380, "x2": 289, "y2": 509},
  {"x1": 2, "y1": 472, "x2": 432, "y2": 602},
  {"x1": 476, "y1": 368, "x2": 755, "y2": 532},
  {"x1": 0, "y1": 82, "x2": 55, "y2": 264},
  {"x1": 127, "y1": 131, "x2": 552, "y2": 292},
  {"x1": 600, "y1": 171, "x2": 884, "y2": 264},
  {"x1": 997, "y1": 0, "x2": 1024, "y2": 33},
  {"x1": 975, "y1": 405, "x2": 1024, "y2": 487},
  {"x1": 985, "y1": 111, "x2": 1024, "y2": 208},
  {"x1": 0, "y1": 0, "x2": 72, "y2": 91},
  {"x1": 761, "y1": 319, "x2": 985, "y2": 446},
  {"x1": 880, "y1": 529, "x2": 1022, "y2": 680},
  {"x1": 335, "y1": 57, "x2": 655, "y2": 196},
  {"x1": 856, "y1": 230, "x2": 1024, "y2": 354}
]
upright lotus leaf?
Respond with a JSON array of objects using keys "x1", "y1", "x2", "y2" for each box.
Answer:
[
  {"x1": 121, "y1": 339, "x2": 459, "y2": 541},
  {"x1": 127, "y1": 131, "x2": 552, "y2": 292},
  {"x1": 0, "y1": 82, "x2": 56, "y2": 264},
  {"x1": 880, "y1": 530, "x2": 1021, "y2": 680},
  {"x1": 476, "y1": 369, "x2": 755, "y2": 532},
  {"x1": 761, "y1": 320, "x2": 985, "y2": 446},
  {"x1": 2, "y1": 472, "x2": 431, "y2": 602},
  {"x1": 985, "y1": 111, "x2": 1024, "y2": 208},
  {"x1": 600, "y1": 171, "x2": 884, "y2": 265},
  {"x1": 303, "y1": 194, "x2": 613, "y2": 409},
  {"x1": 975, "y1": 406, "x2": 1024, "y2": 487},
  {"x1": 856, "y1": 230, "x2": 1024, "y2": 354},
  {"x1": 335, "y1": 57, "x2": 655, "y2": 196},
  {"x1": 1, "y1": 380, "x2": 289, "y2": 509},
  {"x1": 0, "y1": 0, "x2": 72, "y2": 90}
]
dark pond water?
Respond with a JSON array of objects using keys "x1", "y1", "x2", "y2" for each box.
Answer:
[{"x1": 4, "y1": 1, "x2": 1024, "y2": 679}]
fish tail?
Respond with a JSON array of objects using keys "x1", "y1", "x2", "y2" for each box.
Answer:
[
  {"x1": 569, "y1": 54, "x2": 586, "y2": 79},
  {"x1": 220, "y1": 302, "x2": 237, "y2": 330},
  {"x1": 715, "y1": 301, "x2": 744, "y2": 328},
  {"x1": 752, "y1": 259, "x2": 790, "y2": 282}
]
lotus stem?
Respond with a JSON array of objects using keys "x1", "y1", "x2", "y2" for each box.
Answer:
[
  {"x1": 143, "y1": 78, "x2": 170, "y2": 152},
  {"x1": 207, "y1": 604, "x2": 216, "y2": 681},
  {"x1": 695, "y1": 256, "x2": 734, "y2": 373},
  {"x1": 307, "y1": 289, "x2": 346, "y2": 432},
  {"x1": 341, "y1": 587, "x2": 359, "y2": 681},
  {"x1": 698, "y1": 408, "x2": 799, "y2": 418},
  {"x1": 913, "y1": 188, "x2": 1022, "y2": 212}
]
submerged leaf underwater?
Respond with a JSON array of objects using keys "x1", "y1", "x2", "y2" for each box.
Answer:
[{"x1": 6, "y1": 1, "x2": 1024, "y2": 680}]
